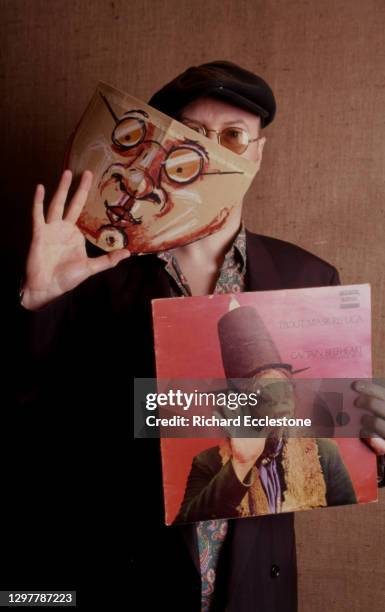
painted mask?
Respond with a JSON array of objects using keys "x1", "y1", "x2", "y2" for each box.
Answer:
[{"x1": 66, "y1": 82, "x2": 257, "y2": 253}]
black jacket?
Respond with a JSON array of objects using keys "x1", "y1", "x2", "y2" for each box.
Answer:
[
  {"x1": 19, "y1": 230, "x2": 342, "y2": 611},
  {"x1": 174, "y1": 439, "x2": 357, "y2": 525}
]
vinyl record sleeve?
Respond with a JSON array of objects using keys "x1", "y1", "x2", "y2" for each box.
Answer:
[{"x1": 151, "y1": 284, "x2": 378, "y2": 525}]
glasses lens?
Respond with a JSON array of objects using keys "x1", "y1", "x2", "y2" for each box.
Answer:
[
  {"x1": 164, "y1": 148, "x2": 203, "y2": 183},
  {"x1": 220, "y1": 127, "x2": 249, "y2": 154},
  {"x1": 113, "y1": 117, "x2": 145, "y2": 148}
]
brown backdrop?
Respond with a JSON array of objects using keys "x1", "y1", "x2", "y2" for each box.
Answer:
[{"x1": 3, "y1": 0, "x2": 384, "y2": 609}]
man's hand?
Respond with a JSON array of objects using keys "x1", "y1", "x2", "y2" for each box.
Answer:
[
  {"x1": 217, "y1": 375, "x2": 295, "y2": 483},
  {"x1": 230, "y1": 437, "x2": 266, "y2": 482},
  {"x1": 214, "y1": 403, "x2": 267, "y2": 482},
  {"x1": 22, "y1": 169, "x2": 131, "y2": 311},
  {"x1": 353, "y1": 380, "x2": 385, "y2": 455}
]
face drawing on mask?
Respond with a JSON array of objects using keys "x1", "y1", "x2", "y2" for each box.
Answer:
[{"x1": 66, "y1": 83, "x2": 257, "y2": 253}]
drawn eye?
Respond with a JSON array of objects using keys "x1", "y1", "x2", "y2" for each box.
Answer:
[
  {"x1": 112, "y1": 117, "x2": 146, "y2": 149},
  {"x1": 97, "y1": 226, "x2": 128, "y2": 251},
  {"x1": 164, "y1": 148, "x2": 203, "y2": 183}
]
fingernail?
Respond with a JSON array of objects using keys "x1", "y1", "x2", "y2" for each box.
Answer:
[{"x1": 354, "y1": 381, "x2": 368, "y2": 392}]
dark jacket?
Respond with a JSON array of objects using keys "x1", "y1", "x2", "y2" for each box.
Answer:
[
  {"x1": 175, "y1": 439, "x2": 357, "y2": 525},
  {"x1": 19, "y1": 230, "x2": 342, "y2": 611}
]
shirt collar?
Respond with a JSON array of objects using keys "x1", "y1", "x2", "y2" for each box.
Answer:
[
  {"x1": 158, "y1": 222, "x2": 246, "y2": 263},
  {"x1": 227, "y1": 221, "x2": 246, "y2": 275}
]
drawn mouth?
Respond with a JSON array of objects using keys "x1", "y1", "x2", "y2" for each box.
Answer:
[
  {"x1": 103, "y1": 187, "x2": 165, "y2": 227},
  {"x1": 104, "y1": 199, "x2": 142, "y2": 225}
]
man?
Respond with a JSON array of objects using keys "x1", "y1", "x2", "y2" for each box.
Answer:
[
  {"x1": 175, "y1": 303, "x2": 357, "y2": 526},
  {"x1": 20, "y1": 61, "x2": 385, "y2": 611}
]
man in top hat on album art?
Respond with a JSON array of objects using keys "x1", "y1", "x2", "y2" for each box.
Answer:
[{"x1": 174, "y1": 302, "x2": 357, "y2": 525}]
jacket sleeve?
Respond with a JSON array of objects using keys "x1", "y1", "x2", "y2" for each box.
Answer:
[
  {"x1": 174, "y1": 449, "x2": 254, "y2": 524},
  {"x1": 328, "y1": 266, "x2": 341, "y2": 286},
  {"x1": 18, "y1": 291, "x2": 74, "y2": 407},
  {"x1": 19, "y1": 292, "x2": 73, "y2": 359}
]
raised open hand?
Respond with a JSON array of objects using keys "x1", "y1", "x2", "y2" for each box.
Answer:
[{"x1": 22, "y1": 169, "x2": 131, "y2": 310}]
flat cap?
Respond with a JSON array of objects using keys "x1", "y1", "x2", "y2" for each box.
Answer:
[{"x1": 149, "y1": 60, "x2": 276, "y2": 128}]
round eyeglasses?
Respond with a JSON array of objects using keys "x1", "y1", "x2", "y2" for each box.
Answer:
[{"x1": 180, "y1": 119, "x2": 260, "y2": 155}]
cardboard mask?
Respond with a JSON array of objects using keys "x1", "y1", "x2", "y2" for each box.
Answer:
[{"x1": 66, "y1": 82, "x2": 258, "y2": 253}]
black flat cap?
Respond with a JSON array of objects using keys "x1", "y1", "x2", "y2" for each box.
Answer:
[{"x1": 148, "y1": 60, "x2": 276, "y2": 128}]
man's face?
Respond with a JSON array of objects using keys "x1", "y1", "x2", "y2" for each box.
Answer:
[
  {"x1": 66, "y1": 85, "x2": 259, "y2": 253},
  {"x1": 179, "y1": 96, "x2": 266, "y2": 165},
  {"x1": 252, "y1": 367, "x2": 295, "y2": 421}
]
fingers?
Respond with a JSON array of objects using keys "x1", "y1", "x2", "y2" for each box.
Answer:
[
  {"x1": 32, "y1": 184, "x2": 45, "y2": 233},
  {"x1": 46, "y1": 169, "x2": 73, "y2": 223},
  {"x1": 355, "y1": 394, "x2": 385, "y2": 419},
  {"x1": 353, "y1": 380, "x2": 385, "y2": 402},
  {"x1": 354, "y1": 382, "x2": 385, "y2": 455},
  {"x1": 361, "y1": 436, "x2": 385, "y2": 455},
  {"x1": 65, "y1": 170, "x2": 93, "y2": 224},
  {"x1": 360, "y1": 413, "x2": 385, "y2": 440}
]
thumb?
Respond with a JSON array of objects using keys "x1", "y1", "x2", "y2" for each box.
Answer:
[{"x1": 86, "y1": 248, "x2": 131, "y2": 277}]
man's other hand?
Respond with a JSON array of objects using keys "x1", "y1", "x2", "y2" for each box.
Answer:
[{"x1": 354, "y1": 380, "x2": 385, "y2": 455}]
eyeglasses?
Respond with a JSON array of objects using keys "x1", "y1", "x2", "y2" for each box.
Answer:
[{"x1": 180, "y1": 118, "x2": 261, "y2": 155}]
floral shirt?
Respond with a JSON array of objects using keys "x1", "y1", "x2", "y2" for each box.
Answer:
[
  {"x1": 157, "y1": 224, "x2": 246, "y2": 297},
  {"x1": 157, "y1": 224, "x2": 246, "y2": 611}
]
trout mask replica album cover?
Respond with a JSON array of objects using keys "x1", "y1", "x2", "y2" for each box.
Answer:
[
  {"x1": 151, "y1": 284, "x2": 378, "y2": 525},
  {"x1": 65, "y1": 82, "x2": 257, "y2": 253}
]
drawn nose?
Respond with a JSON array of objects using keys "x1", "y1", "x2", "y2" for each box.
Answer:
[{"x1": 125, "y1": 167, "x2": 154, "y2": 198}]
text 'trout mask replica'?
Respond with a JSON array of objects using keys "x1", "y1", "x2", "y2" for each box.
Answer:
[{"x1": 66, "y1": 82, "x2": 258, "y2": 253}]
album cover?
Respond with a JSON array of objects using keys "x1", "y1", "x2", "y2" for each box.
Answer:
[
  {"x1": 65, "y1": 82, "x2": 257, "y2": 253},
  {"x1": 152, "y1": 284, "x2": 378, "y2": 525}
]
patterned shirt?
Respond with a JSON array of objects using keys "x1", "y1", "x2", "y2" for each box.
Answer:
[
  {"x1": 158, "y1": 224, "x2": 246, "y2": 611},
  {"x1": 157, "y1": 225, "x2": 247, "y2": 297}
]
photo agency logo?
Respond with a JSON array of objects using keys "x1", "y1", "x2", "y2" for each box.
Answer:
[{"x1": 133, "y1": 378, "x2": 382, "y2": 439}]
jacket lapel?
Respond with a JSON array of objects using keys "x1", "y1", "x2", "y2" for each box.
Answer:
[
  {"x1": 179, "y1": 523, "x2": 201, "y2": 574},
  {"x1": 245, "y1": 230, "x2": 283, "y2": 291}
]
